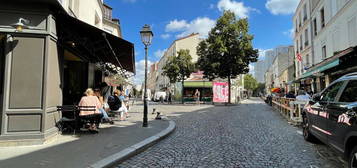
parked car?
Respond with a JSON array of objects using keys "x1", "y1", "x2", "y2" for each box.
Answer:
[
  {"x1": 302, "y1": 72, "x2": 357, "y2": 168},
  {"x1": 153, "y1": 91, "x2": 166, "y2": 102}
]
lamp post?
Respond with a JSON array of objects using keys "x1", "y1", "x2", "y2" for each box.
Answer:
[{"x1": 140, "y1": 24, "x2": 153, "y2": 127}]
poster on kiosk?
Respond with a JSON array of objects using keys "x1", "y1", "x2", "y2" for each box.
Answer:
[{"x1": 213, "y1": 82, "x2": 228, "y2": 103}]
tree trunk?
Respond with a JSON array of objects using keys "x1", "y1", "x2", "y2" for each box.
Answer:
[
  {"x1": 181, "y1": 79, "x2": 184, "y2": 104},
  {"x1": 228, "y1": 75, "x2": 231, "y2": 104}
]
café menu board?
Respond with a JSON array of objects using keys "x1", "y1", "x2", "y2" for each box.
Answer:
[{"x1": 213, "y1": 82, "x2": 228, "y2": 103}]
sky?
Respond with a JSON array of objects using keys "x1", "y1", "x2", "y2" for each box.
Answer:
[{"x1": 104, "y1": 0, "x2": 300, "y2": 84}]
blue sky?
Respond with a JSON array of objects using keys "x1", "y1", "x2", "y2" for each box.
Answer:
[{"x1": 104, "y1": 0, "x2": 299, "y2": 84}]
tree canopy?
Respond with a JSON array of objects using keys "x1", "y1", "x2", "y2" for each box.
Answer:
[
  {"x1": 197, "y1": 10, "x2": 258, "y2": 103},
  {"x1": 244, "y1": 74, "x2": 259, "y2": 91},
  {"x1": 162, "y1": 49, "x2": 195, "y2": 84}
]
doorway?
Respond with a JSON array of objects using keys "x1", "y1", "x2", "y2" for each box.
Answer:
[{"x1": 62, "y1": 50, "x2": 88, "y2": 105}]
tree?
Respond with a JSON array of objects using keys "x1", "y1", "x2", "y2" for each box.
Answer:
[
  {"x1": 197, "y1": 11, "x2": 258, "y2": 103},
  {"x1": 162, "y1": 49, "x2": 195, "y2": 104},
  {"x1": 244, "y1": 74, "x2": 258, "y2": 91}
]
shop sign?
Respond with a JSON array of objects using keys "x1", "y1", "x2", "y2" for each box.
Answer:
[{"x1": 213, "y1": 82, "x2": 228, "y2": 102}]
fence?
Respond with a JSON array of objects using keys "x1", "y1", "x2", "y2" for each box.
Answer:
[{"x1": 270, "y1": 97, "x2": 307, "y2": 125}]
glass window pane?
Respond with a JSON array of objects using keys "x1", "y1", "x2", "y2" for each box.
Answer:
[
  {"x1": 321, "y1": 81, "x2": 344, "y2": 102},
  {"x1": 339, "y1": 80, "x2": 357, "y2": 102}
]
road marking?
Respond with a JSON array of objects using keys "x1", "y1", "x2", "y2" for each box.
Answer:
[{"x1": 297, "y1": 130, "x2": 303, "y2": 135}]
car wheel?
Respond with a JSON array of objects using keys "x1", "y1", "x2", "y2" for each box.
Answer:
[
  {"x1": 302, "y1": 115, "x2": 316, "y2": 142},
  {"x1": 349, "y1": 146, "x2": 357, "y2": 168}
]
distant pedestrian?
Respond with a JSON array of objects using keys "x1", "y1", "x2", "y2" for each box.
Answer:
[
  {"x1": 194, "y1": 89, "x2": 200, "y2": 105},
  {"x1": 168, "y1": 89, "x2": 172, "y2": 104}
]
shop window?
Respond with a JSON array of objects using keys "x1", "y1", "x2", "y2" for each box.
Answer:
[{"x1": 339, "y1": 80, "x2": 357, "y2": 102}]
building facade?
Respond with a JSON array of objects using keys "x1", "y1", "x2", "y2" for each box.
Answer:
[
  {"x1": 295, "y1": 0, "x2": 357, "y2": 93},
  {"x1": 155, "y1": 33, "x2": 201, "y2": 91},
  {"x1": 0, "y1": 0, "x2": 134, "y2": 146}
]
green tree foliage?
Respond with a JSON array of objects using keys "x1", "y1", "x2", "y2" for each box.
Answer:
[
  {"x1": 244, "y1": 74, "x2": 259, "y2": 91},
  {"x1": 162, "y1": 49, "x2": 195, "y2": 103},
  {"x1": 197, "y1": 11, "x2": 258, "y2": 103}
]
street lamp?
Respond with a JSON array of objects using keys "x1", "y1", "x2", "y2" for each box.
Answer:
[{"x1": 140, "y1": 24, "x2": 153, "y2": 127}]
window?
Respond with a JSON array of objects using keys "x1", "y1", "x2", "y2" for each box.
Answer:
[
  {"x1": 339, "y1": 80, "x2": 357, "y2": 102},
  {"x1": 295, "y1": 19, "x2": 298, "y2": 32},
  {"x1": 322, "y1": 45, "x2": 326, "y2": 59},
  {"x1": 320, "y1": 8, "x2": 325, "y2": 28},
  {"x1": 320, "y1": 81, "x2": 344, "y2": 102},
  {"x1": 306, "y1": 54, "x2": 310, "y2": 66},
  {"x1": 313, "y1": 18, "x2": 317, "y2": 36},
  {"x1": 300, "y1": 35, "x2": 303, "y2": 51},
  {"x1": 299, "y1": 13, "x2": 302, "y2": 27},
  {"x1": 304, "y1": 29, "x2": 309, "y2": 46},
  {"x1": 303, "y1": 4, "x2": 307, "y2": 21}
]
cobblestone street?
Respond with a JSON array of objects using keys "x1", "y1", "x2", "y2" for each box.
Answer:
[{"x1": 116, "y1": 98, "x2": 346, "y2": 168}]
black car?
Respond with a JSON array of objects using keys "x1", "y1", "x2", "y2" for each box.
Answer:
[{"x1": 302, "y1": 73, "x2": 357, "y2": 168}]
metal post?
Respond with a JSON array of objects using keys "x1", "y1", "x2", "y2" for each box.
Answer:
[{"x1": 143, "y1": 46, "x2": 148, "y2": 127}]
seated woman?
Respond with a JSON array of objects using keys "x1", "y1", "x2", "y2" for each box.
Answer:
[
  {"x1": 94, "y1": 88, "x2": 113, "y2": 124},
  {"x1": 108, "y1": 90, "x2": 127, "y2": 121},
  {"x1": 78, "y1": 88, "x2": 103, "y2": 132}
]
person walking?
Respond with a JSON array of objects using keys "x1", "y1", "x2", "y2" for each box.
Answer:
[
  {"x1": 168, "y1": 89, "x2": 172, "y2": 104},
  {"x1": 194, "y1": 89, "x2": 200, "y2": 105}
]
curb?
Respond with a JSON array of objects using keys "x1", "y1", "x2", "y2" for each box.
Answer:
[{"x1": 89, "y1": 120, "x2": 176, "y2": 168}]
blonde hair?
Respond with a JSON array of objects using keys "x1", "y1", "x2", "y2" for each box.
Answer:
[
  {"x1": 85, "y1": 88, "x2": 94, "y2": 96},
  {"x1": 113, "y1": 89, "x2": 120, "y2": 96}
]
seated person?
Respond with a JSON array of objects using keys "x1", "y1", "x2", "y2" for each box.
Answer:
[
  {"x1": 78, "y1": 88, "x2": 103, "y2": 132},
  {"x1": 94, "y1": 88, "x2": 113, "y2": 123},
  {"x1": 108, "y1": 90, "x2": 127, "y2": 121}
]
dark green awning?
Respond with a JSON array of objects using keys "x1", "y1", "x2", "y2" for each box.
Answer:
[{"x1": 301, "y1": 59, "x2": 339, "y2": 79}]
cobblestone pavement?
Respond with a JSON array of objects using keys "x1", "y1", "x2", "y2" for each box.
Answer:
[{"x1": 116, "y1": 98, "x2": 346, "y2": 168}]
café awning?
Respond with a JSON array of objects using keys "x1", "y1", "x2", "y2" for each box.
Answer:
[
  {"x1": 7, "y1": 0, "x2": 136, "y2": 73},
  {"x1": 56, "y1": 12, "x2": 135, "y2": 73}
]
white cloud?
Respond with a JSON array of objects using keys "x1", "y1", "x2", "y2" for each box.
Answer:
[
  {"x1": 249, "y1": 64, "x2": 255, "y2": 75},
  {"x1": 217, "y1": 0, "x2": 257, "y2": 18},
  {"x1": 160, "y1": 34, "x2": 171, "y2": 39},
  {"x1": 165, "y1": 20, "x2": 189, "y2": 32},
  {"x1": 133, "y1": 59, "x2": 153, "y2": 85},
  {"x1": 165, "y1": 17, "x2": 216, "y2": 38},
  {"x1": 154, "y1": 49, "x2": 166, "y2": 59},
  {"x1": 283, "y1": 28, "x2": 295, "y2": 39},
  {"x1": 265, "y1": 0, "x2": 299, "y2": 15}
]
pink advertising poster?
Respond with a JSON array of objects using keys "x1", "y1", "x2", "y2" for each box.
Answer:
[{"x1": 213, "y1": 82, "x2": 228, "y2": 102}]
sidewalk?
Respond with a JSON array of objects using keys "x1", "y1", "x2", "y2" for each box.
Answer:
[{"x1": 0, "y1": 102, "x2": 174, "y2": 168}]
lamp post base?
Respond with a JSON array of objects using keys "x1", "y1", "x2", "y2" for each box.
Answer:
[{"x1": 143, "y1": 99, "x2": 148, "y2": 127}]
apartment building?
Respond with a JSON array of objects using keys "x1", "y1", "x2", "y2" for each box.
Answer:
[
  {"x1": 294, "y1": 0, "x2": 357, "y2": 92},
  {"x1": 155, "y1": 33, "x2": 201, "y2": 91}
]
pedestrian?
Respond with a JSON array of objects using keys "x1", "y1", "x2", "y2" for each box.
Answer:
[
  {"x1": 168, "y1": 89, "x2": 172, "y2": 104},
  {"x1": 194, "y1": 89, "x2": 200, "y2": 105},
  {"x1": 296, "y1": 90, "x2": 311, "y2": 101},
  {"x1": 285, "y1": 91, "x2": 296, "y2": 99}
]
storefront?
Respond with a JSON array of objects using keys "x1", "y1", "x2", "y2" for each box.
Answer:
[
  {"x1": 0, "y1": 0, "x2": 134, "y2": 146},
  {"x1": 182, "y1": 81, "x2": 213, "y2": 103},
  {"x1": 299, "y1": 46, "x2": 357, "y2": 93}
]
